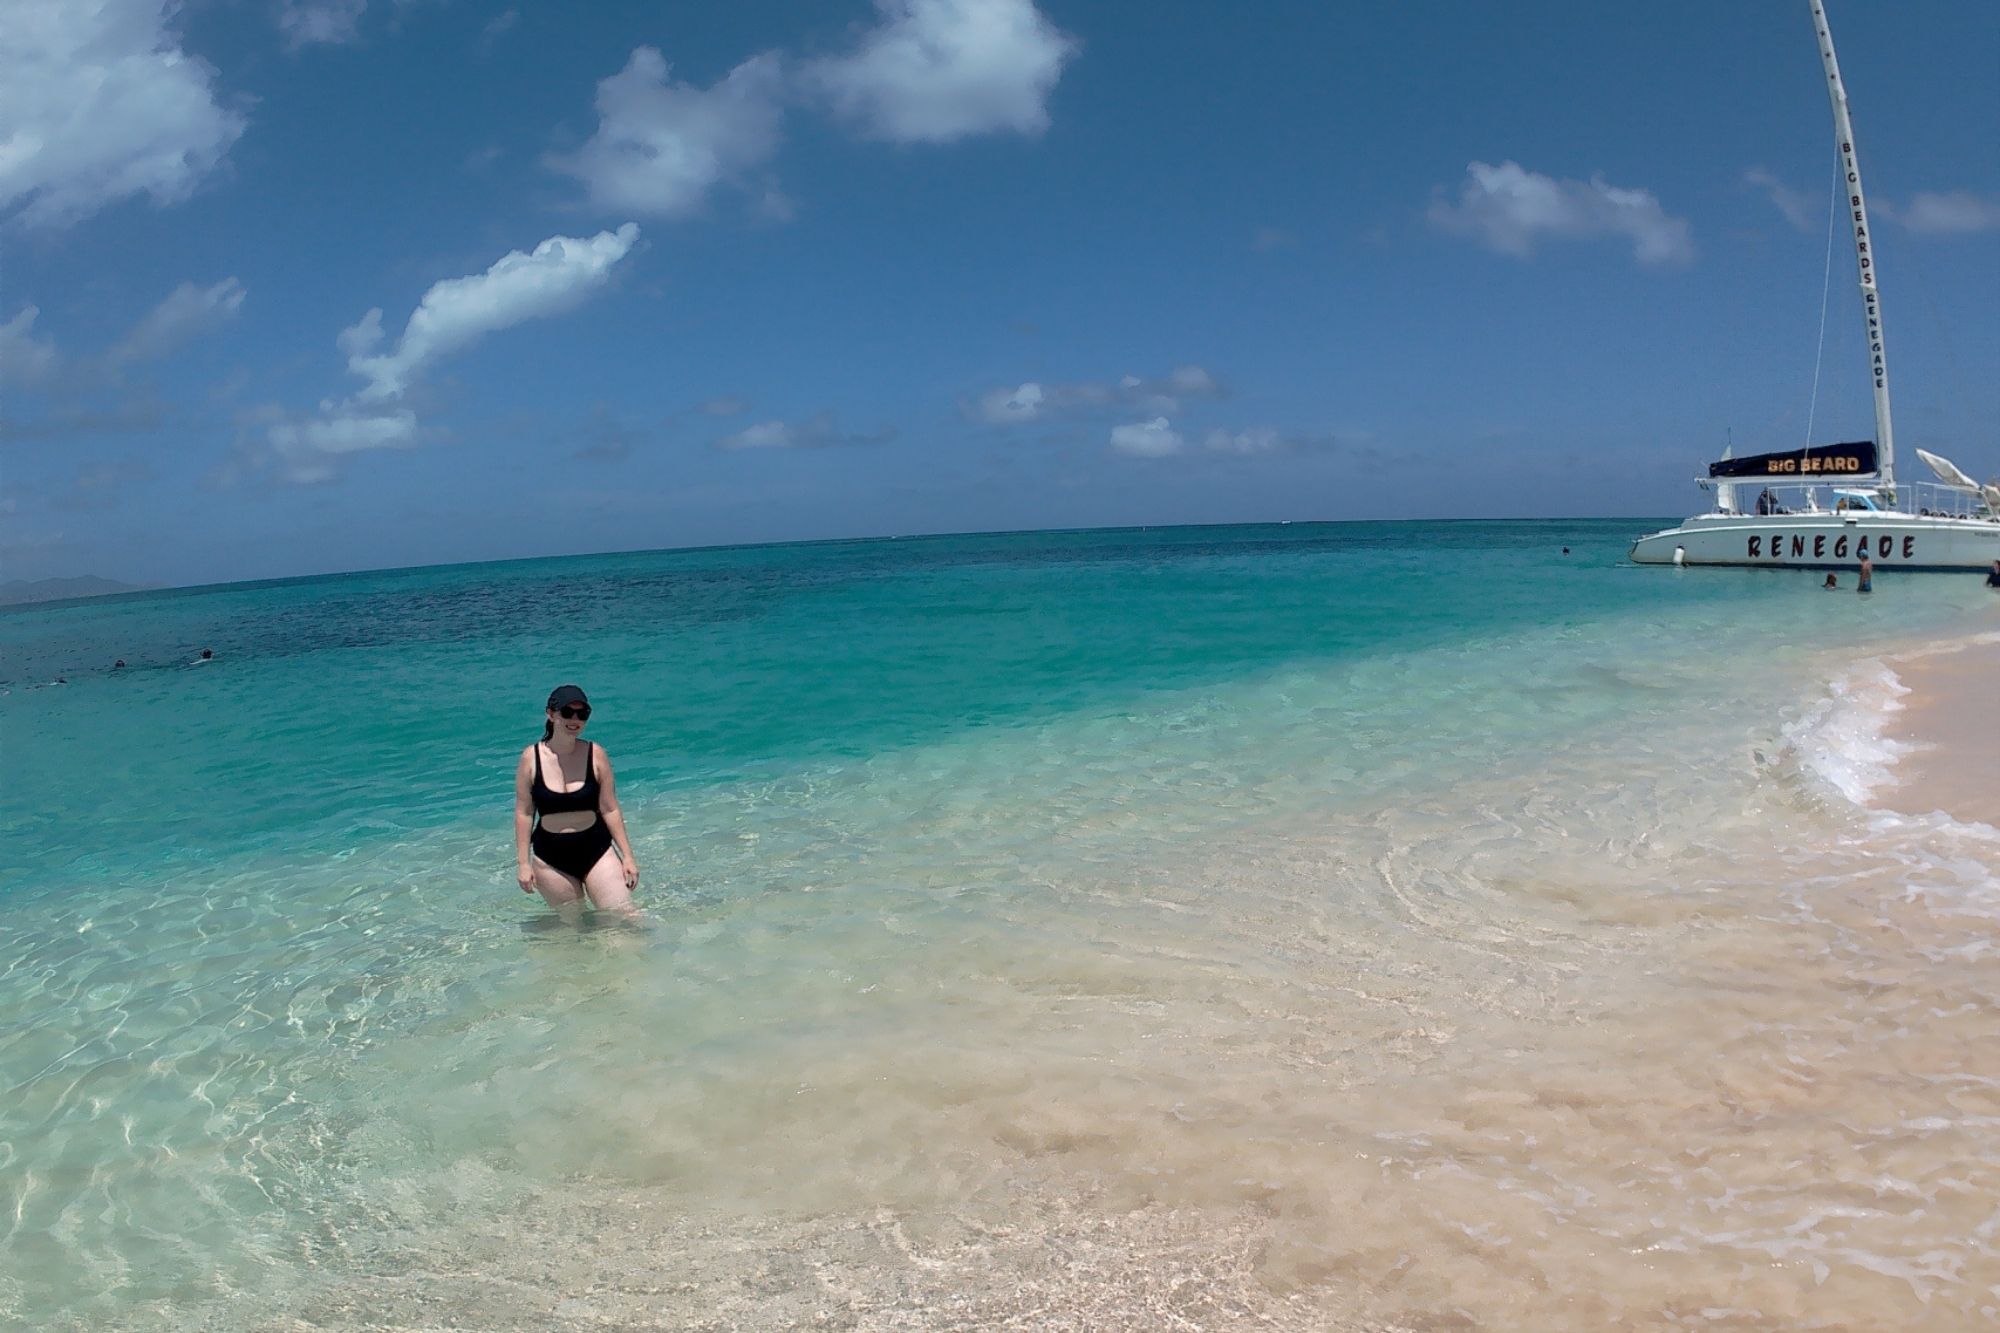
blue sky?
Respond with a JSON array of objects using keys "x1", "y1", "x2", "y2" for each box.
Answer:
[{"x1": 4, "y1": 0, "x2": 1997, "y2": 588}]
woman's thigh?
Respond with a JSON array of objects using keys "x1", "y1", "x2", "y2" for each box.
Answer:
[
  {"x1": 531, "y1": 859, "x2": 588, "y2": 911},
  {"x1": 581, "y1": 850, "x2": 636, "y2": 917}
]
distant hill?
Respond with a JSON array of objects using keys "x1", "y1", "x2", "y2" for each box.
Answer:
[{"x1": 0, "y1": 575, "x2": 153, "y2": 606}]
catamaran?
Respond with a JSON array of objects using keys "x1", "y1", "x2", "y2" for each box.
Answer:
[{"x1": 1630, "y1": 0, "x2": 2000, "y2": 571}]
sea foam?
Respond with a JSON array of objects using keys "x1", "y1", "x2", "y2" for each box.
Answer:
[{"x1": 1785, "y1": 656, "x2": 1914, "y2": 808}]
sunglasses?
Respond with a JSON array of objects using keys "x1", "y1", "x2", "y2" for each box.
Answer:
[{"x1": 555, "y1": 704, "x2": 591, "y2": 720}]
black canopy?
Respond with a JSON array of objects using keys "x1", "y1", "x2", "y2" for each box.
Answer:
[{"x1": 1709, "y1": 441, "x2": 1877, "y2": 480}]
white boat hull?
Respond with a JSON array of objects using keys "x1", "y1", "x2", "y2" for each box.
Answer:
[{"x1": 1630, "y1": 513, "x2": 2000, "y2": 570}]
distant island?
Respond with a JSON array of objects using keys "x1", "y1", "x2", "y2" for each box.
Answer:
[{"x1": 0, "y1": 575, "x2": 153, "y2": 606}]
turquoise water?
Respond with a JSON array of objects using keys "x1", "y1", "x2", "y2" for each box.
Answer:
[
  {"x1": 0, "y1": 519, "x2": 1925, "y2": 884},
  {"x1": 4, "y1": 521, "x2": 1997, "y2": 1329}
]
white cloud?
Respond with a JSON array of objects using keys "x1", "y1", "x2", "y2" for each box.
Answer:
[
  {"x1": 806, "y1": 0, "x2": 1078, "y2": 144},
  {"x1": 1895, "y1": 191, "x2": 2000, "y2": 235},
  {"x1": 552, "y1": 48, "x2": 787, "y2": 217},
  {"x1": 478, "y1": 8, "x2": 519, "y2": 49},
  {"x1": 700, "y1": 394, "x2": 750, "y2": 416},
  {"x1": 348, "y1": 224, "x2": 641, "y2": 401},
  {"x1": 109, "y1": 277, "x2": 245, "y2": 363},
  {"x1": 275, "y1": 408, "x2": 418, "y2": 454},
  {"x1": 1744, "y1": 167, "x2": 1816, "y2": 232},
  {"x1": 718, "y1": 419, "x2": 797, "y2": 450},
  {"x1": 972, "y1": 380, "x2": 1045, "y2": 423},
  {"x1": 753, "y1": 179, "x2": 797, "y2": 222},
  {"x1": 1, "y1": 0, "x2": 247, "y2": 229},
  {"x1": 715, "y1": 411, "x2": 892, "y2": 450},
  {"x1": 1429, "y1": 160, "x2": 1692, "y2": 266},
  {"x1": 0, "y1": 307, "x2": 61, "y2": 386},
  {"x1": 264, "y1": 407, "x2": 417, "y2": 482},
  {"x1": 968, "y1": 366, "x2": 1223, "y2": 425},
  {"x1": 1204, "y1": 428, "x2": 1285, "y2": 455},
  {"x1": 243, "y1": 227, "x2": 638, "y2": 485},
  {"x1": 277, "y1": 0, "x2": 367, "y2": 49},
  {"x1": 1109, "y1": 417, "x2": 1183, "y2": 457},
  {"x1": 337, "y1": 307, "x2": 385, "y2": 360},
  {"x1": 1164, "y1": 365, "x2": 1219, "y2": 397}
]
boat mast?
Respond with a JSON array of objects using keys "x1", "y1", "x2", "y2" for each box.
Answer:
[{"x1": 1809, "y1": 0, "x2": 1894, "y2": 487}]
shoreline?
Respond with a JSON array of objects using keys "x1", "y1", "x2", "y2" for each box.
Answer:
[{"x1": 1877, "y1": 633, "x2": 2000, "y2": 829}]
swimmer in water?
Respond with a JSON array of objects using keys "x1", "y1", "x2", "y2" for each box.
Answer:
[{"x1": 513, "y1": 684, "x2": 641, "y2": 921}]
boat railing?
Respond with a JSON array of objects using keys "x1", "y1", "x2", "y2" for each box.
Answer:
[{"x1": 1712, "y1": 478, "x2": 1996, "y2": 521}]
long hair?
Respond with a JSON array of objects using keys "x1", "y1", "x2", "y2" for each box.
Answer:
[{"x1": 541, "y1": 714, "x2": 554, "y2": 742}]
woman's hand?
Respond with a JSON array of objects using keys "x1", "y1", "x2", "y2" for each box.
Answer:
[
  {"x1": 517, "y1": 861, "x2": 536, "y2": 894},
  {"x1": 622, "y1": 858, "x2": 640, "y2": 891}
]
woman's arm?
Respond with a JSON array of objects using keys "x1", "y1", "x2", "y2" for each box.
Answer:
[
  {"x1": 514, "y1": 747, "x2": 538, "y2": 892},
  {"x1": 597, "y1": 750, "x2": 640, "y2": 889}
]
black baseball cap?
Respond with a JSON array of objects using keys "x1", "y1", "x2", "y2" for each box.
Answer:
[{"x1": 546, "y1": 684, "x2": 589, "y2": 710}]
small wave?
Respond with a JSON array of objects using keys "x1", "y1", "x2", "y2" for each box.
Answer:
[
  {"x1": 1782, "y1": 658, "x2": 1914, "y2": 809},
  {"x1": 1780, "y1": 647, "x2": 2000, "y2": 857}
]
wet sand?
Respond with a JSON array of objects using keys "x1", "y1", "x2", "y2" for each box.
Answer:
[{"x1": 1881, "y1": 636, "x2": 1999, "y2": 828}]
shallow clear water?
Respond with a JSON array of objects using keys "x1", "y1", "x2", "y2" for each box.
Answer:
[{"x1": 3, "y1": 521, "x2": 1996, "y2": 1330}]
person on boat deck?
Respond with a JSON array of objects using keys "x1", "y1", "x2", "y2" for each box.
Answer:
[
  {"x1": 1756, "y1": 488, "x2": 1773, "y2": 516},
  {"x1": 1857, "y1": 553, "x2": 1874, "y2": 593},
  {"x1": 514, "y1": 684, "x2": 641, "y2": 920},
  {"x1": 1823, "y1": 574, "x2": 1839, "y2": 590}
]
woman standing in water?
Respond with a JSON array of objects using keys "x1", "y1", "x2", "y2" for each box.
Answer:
[{"x1": 514, "y1": 684, "x2": 641, "y2": 918}]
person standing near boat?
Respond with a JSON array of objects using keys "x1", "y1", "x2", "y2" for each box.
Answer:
[
  {"x1": 1857, "y1": 552, "x2": 1874, "y2": 593},
  {"x1": 1986, "y1": 560, "x2": 2000, "y2": 589},
  {"x1": 514, "y1": 684, "x2": 641, "y2": 918}
]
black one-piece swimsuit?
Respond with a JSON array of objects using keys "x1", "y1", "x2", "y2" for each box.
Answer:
[{"x1": 529, "y1": 742, "x2": 613, "y2": 880}]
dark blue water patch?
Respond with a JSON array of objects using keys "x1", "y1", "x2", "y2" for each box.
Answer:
[{"x1": 0, "y1": 521, "x2": 1661, "y2": 685}]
